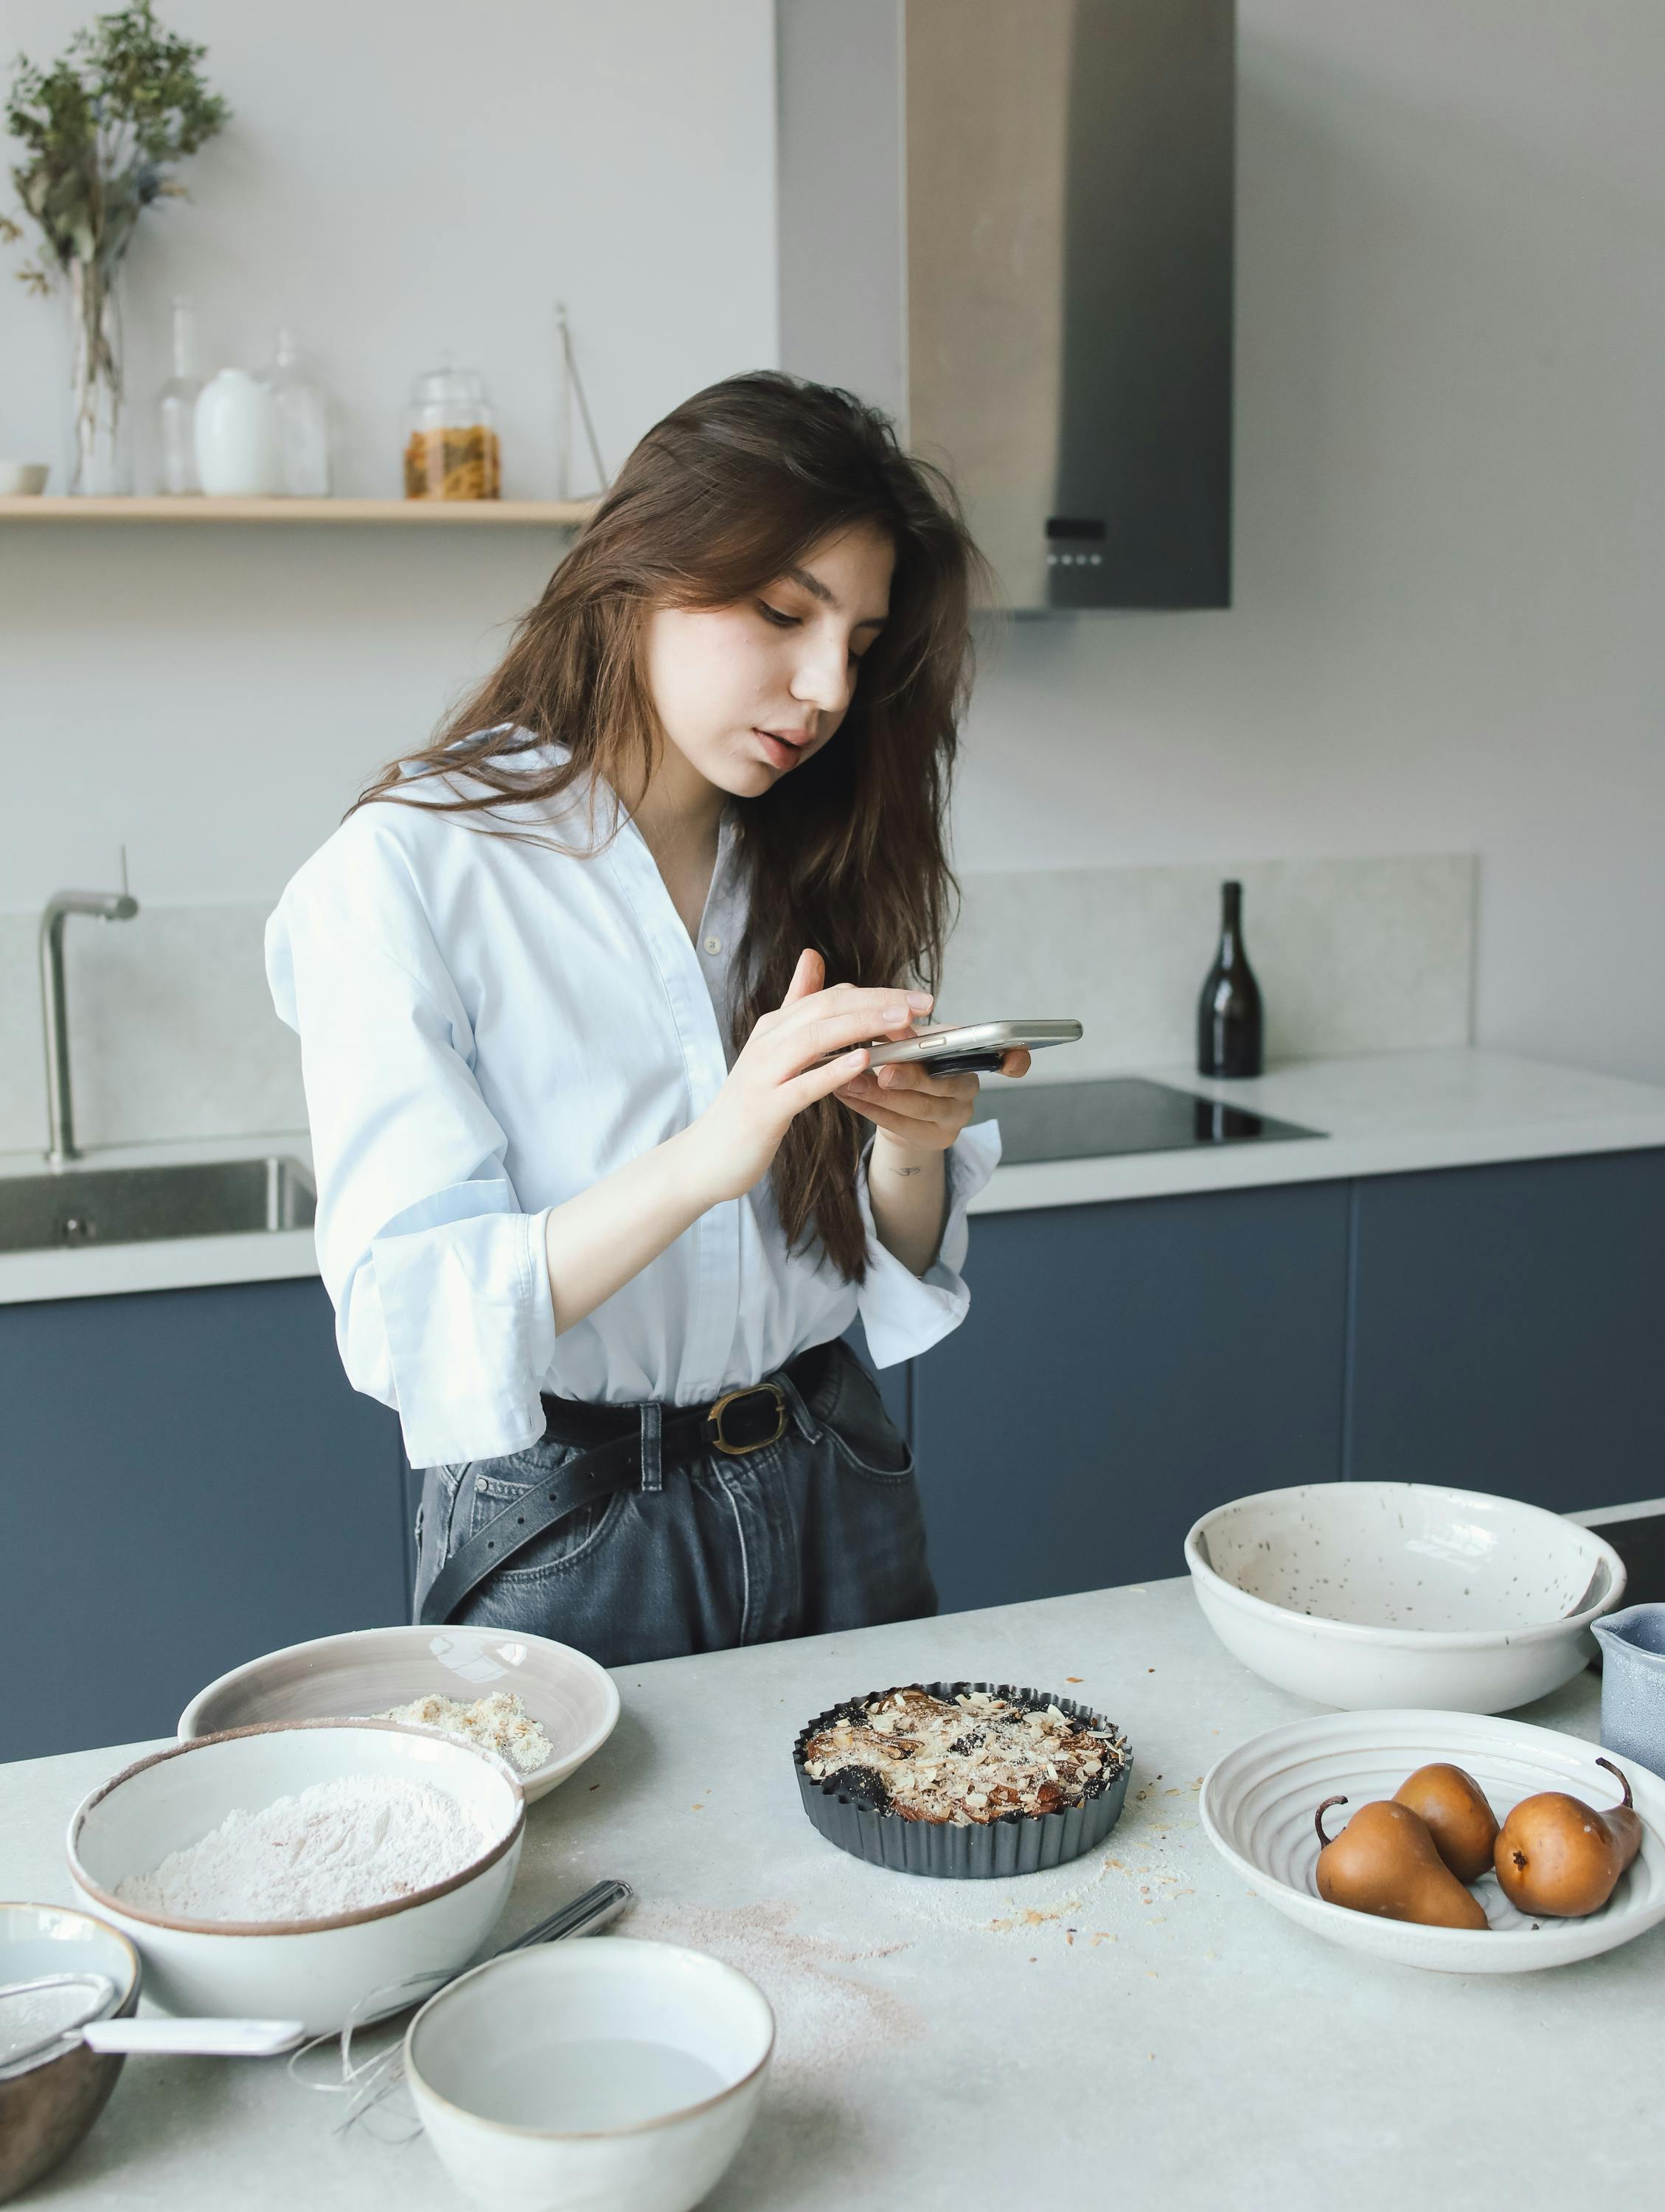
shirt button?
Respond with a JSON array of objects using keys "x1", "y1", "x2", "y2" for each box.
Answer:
[{"x1": 702, "y1": 934, "x2": 722, "y2": 955}]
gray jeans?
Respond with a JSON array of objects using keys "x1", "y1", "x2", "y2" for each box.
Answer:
[{"x1": 411, "y1": 1338, "x2": 936, "y2": 1667}]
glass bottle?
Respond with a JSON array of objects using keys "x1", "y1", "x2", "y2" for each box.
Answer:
[
  {"x1": 403, "y1": 362, "x2": 501, "y2": 499},
  {"x1": 265, "y1": 327, "x2": 330, "y2": 497},
  {"x1": 1197, "y1": 880, "x2": 1264, "y2": 1078},
  {"x1": 156, "y1": 298, "x2": 203, "y2": 495}
]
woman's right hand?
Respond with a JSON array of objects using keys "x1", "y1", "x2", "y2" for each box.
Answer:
[{"x1": 685, "y1": 949, "x2": 933, "y2": 1204}]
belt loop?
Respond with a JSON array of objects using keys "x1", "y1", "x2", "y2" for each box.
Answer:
[
  {"x1": 639, "y1": 1399, "x2": 663, "y2": 1493},
  {"x1": 774, "y1": 1366, "x2": 821, "y2": 1446}
]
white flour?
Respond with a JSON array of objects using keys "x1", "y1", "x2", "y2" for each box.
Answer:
[{"x1": 116, "y1": 1775, "x2": 495, "y2": 1922}]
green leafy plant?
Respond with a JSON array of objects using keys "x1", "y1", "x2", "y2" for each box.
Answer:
[{"x1": 1, "y1": 2, "x2": 228, "y2": 485}]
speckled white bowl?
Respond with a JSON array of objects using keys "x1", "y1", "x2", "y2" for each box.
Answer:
[
  {"x1": 1186, "y1": 1482, "x2": 1624, "y2": 1713},
  {"x1": 67, "y1": 1721, "x2": 524, "y2": 2036},
  {"x1": 1201, "y1": 1708, "x2": 1665, "y2": 1972}
]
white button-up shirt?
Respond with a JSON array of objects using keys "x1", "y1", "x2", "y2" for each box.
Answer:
[{"x1": 265, "y1": 747, "x2": 1000, "y2": 1470}]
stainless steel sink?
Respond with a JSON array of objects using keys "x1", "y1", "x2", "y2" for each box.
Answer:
[{"x1": 0, "y1": 1157, "x2": 316, "y2": 1255}]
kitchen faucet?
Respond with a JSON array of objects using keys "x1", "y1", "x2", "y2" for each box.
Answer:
[{"x1": 39, "y1": 849, "x2": 140, "y2": 1168}]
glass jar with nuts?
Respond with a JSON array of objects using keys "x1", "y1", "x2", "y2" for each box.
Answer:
[{"x1": 403, "y1": 364, "x2": 501, "y2": 499}]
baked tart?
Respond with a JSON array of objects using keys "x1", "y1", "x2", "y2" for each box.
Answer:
[{"x1": 794, "y1": 1680, "x2": 1132, "y2": 1878}]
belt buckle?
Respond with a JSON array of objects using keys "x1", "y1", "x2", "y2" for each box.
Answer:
[{"x1": 706, "y1": 1381, "x2": 787, "y2": 1456}]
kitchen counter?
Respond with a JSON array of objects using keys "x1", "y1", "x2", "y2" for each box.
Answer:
[
  {"x1": 4, "y1": 1576, "x2": 1657, "y2": 2211},
  {"x1": 6, "y1": 1046, "x2": 1665, "y2": 1302},
  {"x1": 973, "y1": 1045, "x2": 1665, "y2": 1214}
]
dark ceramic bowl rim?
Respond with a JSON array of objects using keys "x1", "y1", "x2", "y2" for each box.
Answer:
[{"x1": 66, "y1": 1719, "x2": 526, "y2": 1938}]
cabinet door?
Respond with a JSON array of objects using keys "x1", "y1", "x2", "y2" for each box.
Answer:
[
  {"x1": 911, "y1": 1183, "x2": 1350, "y2": 1611},
  {"x1": 0, "y1": 1279, "x2": 407, "y2": 1759},
  {"x1": 1347, "y1": 1150, "x2": 1665, "y2": 1514}
]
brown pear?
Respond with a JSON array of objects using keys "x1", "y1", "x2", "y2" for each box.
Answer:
[
  {"x1": 1493, "y1": 1758, "x2": 1643, "y2": 1917},
  {"x1": 1314, "y1": 1795, "x2": 1490, "y2": 1930},
  {"x1": 1393, "y1": 1763, "x2": 1500, "y2": 1882}
]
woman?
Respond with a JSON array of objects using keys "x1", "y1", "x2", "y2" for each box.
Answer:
[{"x1": 265, "y1": 372, "x2": 1025, "y2": 1667}]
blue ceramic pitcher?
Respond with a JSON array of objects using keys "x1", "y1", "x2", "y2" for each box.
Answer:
[{"x1": 1593, "y1": 1603, "x2": 1665, "y2": 1780}]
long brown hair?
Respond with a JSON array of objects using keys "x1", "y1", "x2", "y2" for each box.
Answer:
[{"x1": 353, "y1": 371, "x2": 987, "y2": 1281}]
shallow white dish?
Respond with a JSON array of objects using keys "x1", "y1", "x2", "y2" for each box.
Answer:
[
  {"x1": 68, "y1": 1721, "x2": 524, "y2": 2035},
  {"x1": 178, "y1": 1624, "x2": 620, "y2": 1803},
  {"x1": 1200, "y1": 1707, "x2": 1665, "y2": 1972},
  {"x1": 406, "y1": 1937, "x2": 774, "y2": 2212},
  {"x1": 1186, "y1": 1481, "x2": 1624, "y2": 1712}
]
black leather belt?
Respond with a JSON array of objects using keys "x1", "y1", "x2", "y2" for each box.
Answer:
[{"x1": 417, "y1": 1338, "x2": 839, "y2": 1627}]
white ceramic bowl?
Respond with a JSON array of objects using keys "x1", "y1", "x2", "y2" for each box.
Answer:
[
  {"x1": 178, "y1": 1624, "x2": 619, "y2": 1804},
  {"x1": 1185, "y1": 1481, "x2": 1624, "y2": 1712},
  {"x1": 0, "y1": 462, "x2": 49, "y2": 495},
  {"x1": 1200, "y1": 1707, "x2": 1665, "y2": 1972},
  {"x1": 67, "y1": 1721, "x2": 524, "y2": 2035},
  {"x1": 405, "y1": 1938, "x2": 775, "y2": 2212}
]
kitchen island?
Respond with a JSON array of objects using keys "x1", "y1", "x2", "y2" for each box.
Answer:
[{"x1": 3, "y1": 1576, "x2": 1655, "y2": 2210}]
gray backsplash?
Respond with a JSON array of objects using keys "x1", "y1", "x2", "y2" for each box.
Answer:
[{"x1": 0, "y1": 854, "x2": 1475, "y2": 1155}]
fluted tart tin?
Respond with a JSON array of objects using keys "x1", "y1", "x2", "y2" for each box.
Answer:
[{"x1": 793, "y1": 1680, "x2": 1132, "y2": 1879}]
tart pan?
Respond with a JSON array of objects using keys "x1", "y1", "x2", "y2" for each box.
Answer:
[{"x1": 793, "y1": 1680, "x2": 1132, "y2": 1880}]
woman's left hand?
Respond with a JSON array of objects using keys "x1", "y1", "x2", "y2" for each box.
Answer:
[{"x1": 835, "y1": 1047, "x2": 1032, "y2": 1157}]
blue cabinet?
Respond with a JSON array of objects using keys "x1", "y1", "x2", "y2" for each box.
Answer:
[
  {"x1": 0, "y1": 1278, "x2": 408, "y2": 1760},
  {"x1": 913, "y1": 1149, "x2": 1665, "y2": 1615},
  {"x1": 7, "y1": 1147, "x2": 1659, "y2": 1757},
  {"x1": 1345, "y1": 1150, "x2": 1665, "y2": 1513},
  {"x1": 912, "y1": 1182, "x2": 1352, "y2": 1610}
]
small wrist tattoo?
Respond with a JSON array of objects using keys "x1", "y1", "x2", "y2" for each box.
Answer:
[{"x1": 886, "y1": 1161, "x2": 924, "y2": 1177}]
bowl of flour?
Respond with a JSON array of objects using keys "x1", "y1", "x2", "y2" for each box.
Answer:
[{"x1": 66, "y1": 1721, "x2": 524, "y2": 2035}]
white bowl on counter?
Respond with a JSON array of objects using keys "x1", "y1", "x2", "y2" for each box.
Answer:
[
  {"x1": 405, "y1": 1938, "x2": 774, "y2": 2212},
  {"x1": 66, "y1": 1720, "x2": 524, "y2": 2036},
  {"x1": 1200, "y1": 1706, "x2": 1665, "y2": 1972},
  {"x1": 178, "y1": 1624, "x2": 619, "y2": 1804},
  {"x1": 1185, "y1": 1481, "x2": 1624, "y2": 1714}
]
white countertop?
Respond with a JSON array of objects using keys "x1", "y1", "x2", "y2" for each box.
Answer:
[
  {"x1": 4, "y1": 1576, "x2": 1654, "y2": 2210},
  {"x1": 5, "y1": 1047, "x2": 1665, "y2": 1304}
]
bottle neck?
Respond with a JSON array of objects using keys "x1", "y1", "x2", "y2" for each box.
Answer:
[
  {"x1": 172, "y1": 300, "x2": 199, "y2": 380},
  {"x1": 1220, "y1": 880, "x2": 1243, "y2": 953}
]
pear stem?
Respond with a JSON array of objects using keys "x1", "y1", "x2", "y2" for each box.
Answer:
[
  {"x1": 1314, "y1": 1794, "x2": 1348, "y2": 1847},
  {"x1": 1596, "y1": 1756, "x2": 1633, "y2": 1809}
]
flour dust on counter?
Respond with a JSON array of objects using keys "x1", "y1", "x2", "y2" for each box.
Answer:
[{"x1": 625, "y1": 1898, "x2": 920, "y2": 2087}]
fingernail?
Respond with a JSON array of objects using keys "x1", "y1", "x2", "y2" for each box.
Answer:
[
  {"x1": 885, "y1": 1006, "x2": 908, "y2": 1024},
  {"x1": 906, "y1": 990, "x2": 934, "y2": 1009}
]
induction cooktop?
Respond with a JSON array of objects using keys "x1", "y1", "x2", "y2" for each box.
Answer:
[{"x1": 968, "y1": 1076, "x2": 1324, "y2": 1165}]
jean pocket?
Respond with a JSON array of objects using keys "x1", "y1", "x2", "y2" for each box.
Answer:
[
  {"x1": 823, "y1": 1354, "x2": 914, "y2": 1485},
  {"x1": 465, "y1": 1447, "x2": 628, "y2": 1582}
]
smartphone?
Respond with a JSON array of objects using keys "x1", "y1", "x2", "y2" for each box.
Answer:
[{"x1": 864, "y1": 1018, "x2": 1083, "y2": 1077}]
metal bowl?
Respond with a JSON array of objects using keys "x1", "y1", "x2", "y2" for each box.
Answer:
[{"x1": 0, "y1": 1902, "x2": 140, "y2": 2203}]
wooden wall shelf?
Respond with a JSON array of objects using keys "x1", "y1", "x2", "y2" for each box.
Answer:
[{"x1": 0, "y1": 495, "x2": 598, "y2": 526}]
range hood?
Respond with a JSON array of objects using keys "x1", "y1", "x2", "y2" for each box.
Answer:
[{"x1": 776, "y1": 0, "x2": 1235, "y2": 612}]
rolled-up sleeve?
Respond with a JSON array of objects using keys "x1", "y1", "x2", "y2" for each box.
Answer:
[
  {"x1": 853, "y1": 1119, "x2": 1002, "y2": 1367},
  {"x1": 265, "y1": 838, "x2": 556, "y2": 1468}
]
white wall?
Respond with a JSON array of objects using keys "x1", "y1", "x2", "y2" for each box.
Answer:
[
  {"x1": 4, "y1": 1, "x2": 1663, "y2": 1089},
  {"x1": 0, "y1": 0, "x2": 777, "y2": 905},
  {"x1": 949, "y1": 0, "x2": 1665, "y2": 1084}
]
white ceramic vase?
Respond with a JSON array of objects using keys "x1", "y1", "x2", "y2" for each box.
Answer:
[{"x1": 194, "y1": 369, "x2": 282, "y2": 496}]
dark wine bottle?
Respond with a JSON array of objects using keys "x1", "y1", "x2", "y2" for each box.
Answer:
[{"x1": 1197, "y1": 880, "x2": 1263, "y2": 1078}]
